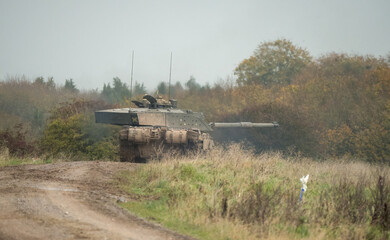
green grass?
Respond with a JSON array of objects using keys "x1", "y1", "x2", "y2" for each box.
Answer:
[
  {"x1": 0, "y1": 154, "x2": 52, "y2": 167},
  {"x1": 120, "y1": 200, "x2": 216, "y2": 239},
  {"x1": 117, "y1": 144, "x2": 390, "y2": 240}
]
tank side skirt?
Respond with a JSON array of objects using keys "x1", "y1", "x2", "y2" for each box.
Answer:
[{"x1": 119, "y1": 126, "x2": 213, "y2": 162}]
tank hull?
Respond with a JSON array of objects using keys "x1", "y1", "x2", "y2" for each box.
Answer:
[
  {"x1": 118, "y1": 126, "x2": 214, "y2": 162},
  {"x1": 94, "y1": 95, "x2": 278, "y2": 162}
]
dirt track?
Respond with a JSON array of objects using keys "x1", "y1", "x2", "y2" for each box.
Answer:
[{"x1": 0, "y1": 161, "x2": 193, "y2": 240}]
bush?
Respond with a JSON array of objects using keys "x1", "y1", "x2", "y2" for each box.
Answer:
[
  {"x1": 41, "y1": 100, "x2": 119, "y2": 160},
  {"x1": 0, "y1": 124, "x2": 36, "y2": 157}
]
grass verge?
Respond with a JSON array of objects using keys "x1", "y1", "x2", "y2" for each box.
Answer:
[
  {"x1": 117, "y1": 144, "x2": 390, "y2": 240},
  {"x1": 0, "y1": 147, "x2": 53, "y2": 166}
]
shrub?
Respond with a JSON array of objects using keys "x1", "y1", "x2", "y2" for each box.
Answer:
[
  {"x1": 371, "y1": 175, "x2": 390, "y2": 230},
  {"x1": 41, "y1": 100, "x2": 119, "y2": 160},
  {"x1": 0, "y1": 124, "x2": 36, "y2": 157}
]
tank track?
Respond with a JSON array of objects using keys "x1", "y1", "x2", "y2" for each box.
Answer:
[{"x1": 118, "y1": 126, "x2": 214, "y2": 162}]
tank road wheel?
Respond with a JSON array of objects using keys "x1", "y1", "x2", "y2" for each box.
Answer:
[
  {"x1": 134, "y1": 157, "x2": 147, "y2": 163},
  {"x1": 120, "y1": 140, "x2": 136, "y2": 162},
  {"x1": 119, "y1": 140, "x2": 147, "y2": 163}
]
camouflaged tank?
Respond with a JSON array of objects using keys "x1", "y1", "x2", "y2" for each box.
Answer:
[{"x1": 95, "y1": 95, "x2": 279, "y2": 162}]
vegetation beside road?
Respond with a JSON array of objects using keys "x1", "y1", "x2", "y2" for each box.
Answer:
[
  {"x1": 2, "y1": 144, "x2": 389, "y2": 239},
  {"x1": 0, "y1": 39, "x2": 389, "y2": 239},
  {"x1": 118, "y1": 145, "x2": 390, "y2": 240},
  {"x1": 0, "y1": 147, "x2": 49, "y2": 167},
  {"x1": 1, "y1": 39, "x2": 389, "y2": 162}
]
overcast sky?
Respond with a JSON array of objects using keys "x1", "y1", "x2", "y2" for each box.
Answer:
[{"x1": 0, "y1": 0, "x2": 389, "y2": 91}]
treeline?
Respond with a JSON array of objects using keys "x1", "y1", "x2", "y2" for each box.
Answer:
[
  {"x1": 0, "y1": 75, "x2": 154, "y2": 160},
  {"x1": 174, "y1": 40, "x2": 390, "y2": 162},
  {"x1": 0, "y1": 39, "x2": 389, "y2": 162},
  {"x1": 0, "y1": 76, "x2": 96, "y2": 136},
  {"x1": 0, "y1": 77, "x2": 118, "y2": 160}
]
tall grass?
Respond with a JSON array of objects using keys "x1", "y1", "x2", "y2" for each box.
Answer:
[
  {"x1": 0, "y1": 147, "x2": 51, "y2": 166},
  {"x1": 118, "y1": 144, "x2": 390, "y2": 240}
]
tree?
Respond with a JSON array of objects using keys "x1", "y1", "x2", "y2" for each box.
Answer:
[
  {"x1": 134, "y1": 82, "x2": 147, "y2": 96},
  {"x1": 102, "y1": 83, "x2": 113, "y2": 102},
  {"x1": 101, "y1": 77, "x2": 131, "y2": 103},
  {"x1": 112, "y1": 77, "x2": 131, "y2": 99},
  {"x1": 33, "y1": 77, "x2": 45, "y2": 85},
  {"x1": 46, "y1": 77, "x2": 56, "y2": 89},
  {"x1": 157, "y1": 82, "x2": 167, "y2": 95},
  {"x1": 172, "y1": 81, "x2": 184, "y2": 98},
  {"x1": 174, "y1": 81, "x2": 183, "y2": 91},
  {"x1": 33, "y1": 76, "x2": 56, "y2": 90},
  {"x1": 64, "y1": 79, "x2": 79, "y2": 93},
  {"x1": 185, "y1": 76, "x2": 201, "y2": 92},
  {"x1": 235, "y1": 39, "x2": 312, "y2": 86}
]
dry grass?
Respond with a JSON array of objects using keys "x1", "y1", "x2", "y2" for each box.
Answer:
[
  {"x1": 119, "y1": 144, "x2": 390, "y2": 240},
  {"x1": 0, "y1": 147, "x2": 80, "y2": 167},
  {"x1": 0, "y1": 147, "x2": 46, "y2": 166}
]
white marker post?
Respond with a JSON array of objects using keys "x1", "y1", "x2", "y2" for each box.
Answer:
[{"x1": 299, "y1": 174, "x2": 309, "y2": 203}]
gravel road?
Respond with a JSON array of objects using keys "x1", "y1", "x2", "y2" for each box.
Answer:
[{"x1": 0, "y1": 161, "x2": 194, "y2": 240}]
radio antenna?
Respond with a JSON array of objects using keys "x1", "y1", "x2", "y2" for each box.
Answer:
[
  {"x1": 168, "y1": 52, "x2": 172, "y2": 100},
  {"x1": 130, "y1": 50, "x2": 134, "y2": 97}
]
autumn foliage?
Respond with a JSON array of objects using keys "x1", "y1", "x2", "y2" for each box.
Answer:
[
  {"x1": 0, "y1": 39, "x2": 389, "y2": 162},
  {"x1": 174, "y1": 41, "x2": 389, "y2": 162}
]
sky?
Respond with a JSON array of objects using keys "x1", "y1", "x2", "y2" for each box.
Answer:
[{"x1": 0, "y1": 0, "x2": 389, "y2": 91}]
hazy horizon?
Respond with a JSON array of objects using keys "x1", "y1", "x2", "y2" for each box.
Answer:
[{"x1": 1, "y1": 0, "x2": 389, "y2": 91}]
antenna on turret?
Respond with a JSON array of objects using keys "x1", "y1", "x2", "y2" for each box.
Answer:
[
  {"x1": 168, "y1": 52, "x2": 172, "y2": 100},
  {"x1": 130, "y1": 50, "x2": 134, "y2": 97}
]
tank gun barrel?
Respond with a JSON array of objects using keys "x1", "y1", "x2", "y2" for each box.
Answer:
[{"x1": 210, "y1": 122, "x2": 279, "y2": 128}]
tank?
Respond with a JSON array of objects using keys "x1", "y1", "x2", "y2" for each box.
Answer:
[{"x1": 95, "y1": 95, "x2": 279, "y2": 162}]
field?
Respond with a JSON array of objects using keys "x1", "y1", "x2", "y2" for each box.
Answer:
[
  {"x1": 1, "y1": 141, "x2": 390, "y2": 239},
  {"x1": 2, "y1": 144, "x2": 390, "y2": 239},
  {"x1": 117, "y1": 145, "x2": 390, "y2": 240},
  {"x1": 0, "y1": 39, "x2": 389, "y2": 239}
]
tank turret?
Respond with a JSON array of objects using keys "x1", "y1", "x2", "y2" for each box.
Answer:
[{"x1": 95, "y1": 95, "x2": 278, "y2": 162}]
